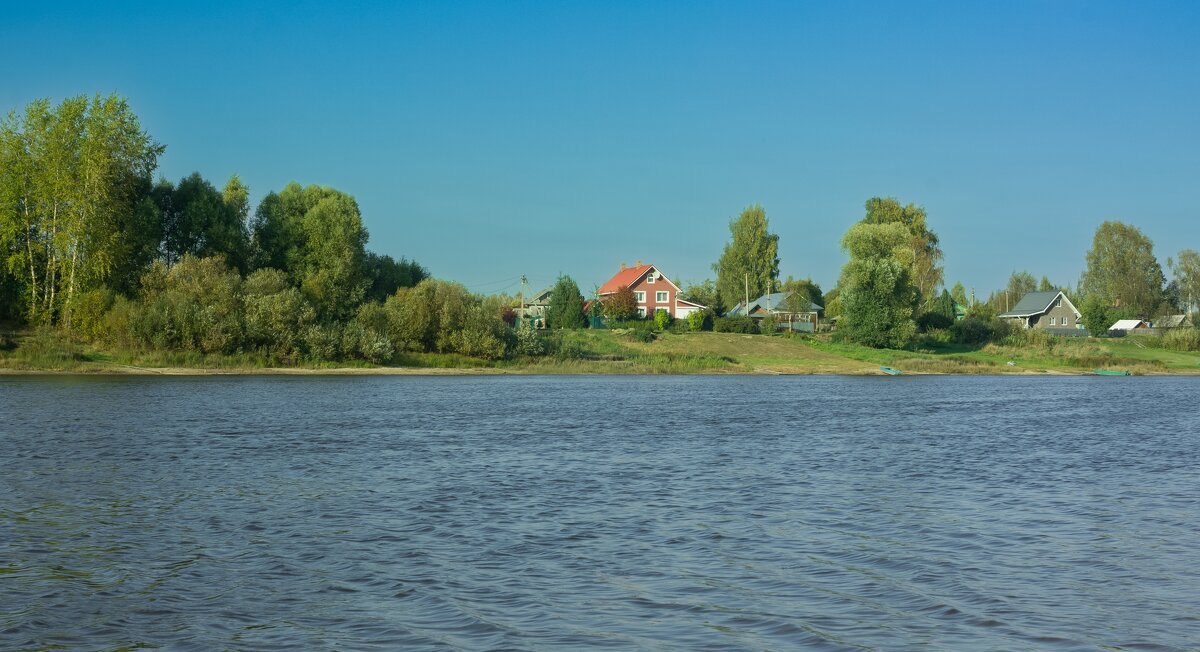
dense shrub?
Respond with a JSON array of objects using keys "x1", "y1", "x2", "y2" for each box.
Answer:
[
  {"x1": 244, "y1": 268, "x2": 316, "y2": 358},
  {"x1": 951, "y1": 315, "x2": 1014, "y2": 345},
  {"x1": 382, "y1": 279, "x2": 511, "y2": 358},
  {"x1": 514, "y1": 320, "x2": 546, "y2": 356},
  {"x1": 714, "y1": 316, "x2": 758, "y2": 334},
  {"x1": 760, "y1": 314, "x2": 778, "y2": 335},
  {"x1": 66, "y1": 288, "x2": 115, "y2": 341},
  {"x1": 916, "y1": 311, "x2": 954, "y2": 332},
  {"x1": 687, "y1": 310, "x2": 706, "y2": 332},
  {"x1": 1144, "y1": 327, "x2": 1200, "y2": 352},
  {"x1": 653, "y1": 310, "x2": 672, "y2": 331}
]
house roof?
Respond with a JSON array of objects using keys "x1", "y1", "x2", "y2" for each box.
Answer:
[
  {"x1": 526, "y1": 288, "x2": 553, "y2": 305},
  {"x1": 1155, "y1": 314, "x2": 1190, "y2": 328},
  {"x1": 597, "y1": 264, "x2": 679, "y2": 294},
  {"x1": 1110, "y1": 319, "x2": 1148, "y2": 330},
  {"x1": 998, "y1": 291, "x2": 1079, "y2": 318},
  {"x1": 728, "y1": 291, "x2": 822, "y2": 317}
]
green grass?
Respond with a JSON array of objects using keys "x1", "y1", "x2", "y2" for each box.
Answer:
[{"x1": 3, "y1": 327, "x2": 1199, "y2": 375}]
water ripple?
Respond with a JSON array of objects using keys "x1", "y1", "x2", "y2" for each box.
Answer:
[{"x1": 2, "y1": 375, "x2": 1199, "y2": 650}]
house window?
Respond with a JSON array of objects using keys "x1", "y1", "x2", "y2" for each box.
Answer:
[
  {"x1": 634, "y1": 291, "x2": 645, "y2": 303},
  {"x1": 647, "y1": 274, "x2": 655, "y2": 284},
  {"x1": 636, "y1": 307, "x2": 646, "y2": 317},
  {"x1": 656, "y1": 291, "x2": 669, "y2": 303},
  {"x1": 1050, "y1": 317, "x2": 1057, "y2": 326}
]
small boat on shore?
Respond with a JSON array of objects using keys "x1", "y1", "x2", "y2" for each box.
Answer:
[
  {"x1": 1093, "y1": 369, "x2": 1131, "y2": 376},
  {"x1": 880, "y1": 366, "x2": 903, "y2": 375}
]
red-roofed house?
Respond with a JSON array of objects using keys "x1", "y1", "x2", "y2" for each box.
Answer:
[{"x1": 597, "y1": 264, "x2": 706, "y2": 319}]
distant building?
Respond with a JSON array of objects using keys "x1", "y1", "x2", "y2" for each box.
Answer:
[
  {"x1": 597, "y1": 263, "x2": 705, "y2": 319},
  {"x1": 522, "y1": 288, "x2": 553, "y2": 327},
  {"x1": 1152, "y1": 314, "x2": 1192, "y2": 329},
  {"x1": 998, "y1": 291, "x2": 1083, "y2": 331},
  {"x1": 728, "y1": 291, "x2": 823, "y2": 332},
  {"x1": 1108, "y1": 319, "x2": 1151, "y2": 335}
]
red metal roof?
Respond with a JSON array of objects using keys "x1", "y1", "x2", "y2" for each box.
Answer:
[{"x1": 597, "y1": 264, "x2": 654, "y2": 295}]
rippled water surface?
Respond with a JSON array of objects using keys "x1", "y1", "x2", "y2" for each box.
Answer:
[{"x1": 2, "y1": 375, "x2": 1198, "y2": 651}]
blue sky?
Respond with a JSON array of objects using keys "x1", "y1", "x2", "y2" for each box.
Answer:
[{"x1": 4, "y1": 1, "x2": 1198, "y2": 297}]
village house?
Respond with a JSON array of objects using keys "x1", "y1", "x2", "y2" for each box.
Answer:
[
  {"x1": 1108, "y1": 319, "x2": 1152, "y2": 336},
  {"x1": 728, "y1": 291, "x2": 823, "y2": 332},
  {"x1": 597, "y1": 263, "x2": 706, "y2": 319},
  {"x1": 998, "y1": 290, "x2": 1083, "y2": 332}
]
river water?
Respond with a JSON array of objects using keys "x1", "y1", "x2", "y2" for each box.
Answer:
[{"x1": 1, "y1": 375, "x2": 1198, "y2": 651}]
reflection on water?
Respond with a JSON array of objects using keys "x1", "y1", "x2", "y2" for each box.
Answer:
[{"x1": 2, "y1": 375, "x2": 1198, "y2": 650}]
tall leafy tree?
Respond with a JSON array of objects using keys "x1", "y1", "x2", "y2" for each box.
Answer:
[
  {"x1": 1079, "y1": 221, "x2": 1167, "y2": 316},
  {"x1": 601, "y1": 285, "x2": 638, "y2": 321},
  {"x1": 158, "y1": 172, "x2": 250, "y2": 271},
  {"x1": 780, "y1": 276, "x2": 823, "y2": 310},
  {"x1": 0, "y1": 94, "x2": 162, "y2": 324},
  {"x1": 860, "y1": 197, "x2": 943, "y2": 309},
  {"x1": 1168, "y1": 250, "x2": 1200, "y2": 315},
  {"x1": 364, "y1": 252, "x2": 428, "y2": 302},
  {"x1": 714, "y1": 204, "x2": 779, "y2": 313},
  {"x1": 547, "y1": 274, "x2": 586, "y2": 329},
  {"x1": 950, "y1": 281, "x2": 968, "y2": 308},
  {"x1": 837, "y1": 222, "x2": 918, "y2": 348}
]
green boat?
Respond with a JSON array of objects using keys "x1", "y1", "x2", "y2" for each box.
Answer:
[
  {"x1": 880, "y1": 366, "x2": 903, "y2": 375},
  {"x1": 1093, "y1": 369, "x2": 1131, "y2": 376}
]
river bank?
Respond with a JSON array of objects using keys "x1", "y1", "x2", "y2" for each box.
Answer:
[{"x1": 3, "y1": 330, "x2": 1199, "y2": 376}]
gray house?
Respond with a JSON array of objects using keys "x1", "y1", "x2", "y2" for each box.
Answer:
[
  {"x1": 521, "y1": 288, "x2": 553, "y2": 327},
  {"x1": 998, "y1": 290, "x2": 1083, "y2": 332},
  {"x1": 728, "y1": 291, "x2": 823, "y2": 332}
]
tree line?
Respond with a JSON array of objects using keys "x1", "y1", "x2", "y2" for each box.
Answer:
[
  {"x1": 0, "y1": 94, "x2": 495, "y2": 363},
  {"x1": 5, "y1": 94, "x2": 1196, "y2": 362}
]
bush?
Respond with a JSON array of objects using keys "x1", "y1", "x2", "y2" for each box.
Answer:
[
  {"x1": 514, "y1": 320, "x2": 546, "y2": 356},
  {"x1": 687, "y1": 310, "x2": 706, "y2": 332},
  {"x1": 653, "y1": 310, "x2": 672, "y2": 331},
  {"x1": 714, "y1": 316, "x2": 758, "y2": 334},
  {"x1": 1159, "y1": 327, "x2": 1200, "y2": 351},
  {"x1": 301, "y1": 324, "x2": 343, "y2": 362},
  {"x1": 66, "y1": 288, "x2": 114, "y2": 341},
  {"x1": 917, "y1": 311, "x2": 954, "y2": 332},
  {"x1": 951, "y1": 315, "x2": 1013, "y2": 345},
  {"x1": 760, "y1": 314, "x2": 778, "y2": 335}
]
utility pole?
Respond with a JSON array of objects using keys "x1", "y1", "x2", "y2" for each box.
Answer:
[{"x1": 519, "y1": 275, "x2": 528, "y2": 320}]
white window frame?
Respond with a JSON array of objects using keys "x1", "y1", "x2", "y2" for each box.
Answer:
[
  {"x1": 655, "y1": 290, "x2": 669, "y2": 303},
  {"x1": 634, "y1": 291, "x2": 646, "y2": 303},
  {"x1": 636, "y1": 307, "x2": 647, "y2": 317},
  {"x1": 647, "y1": 274, "x2": 656, "y2": 284}
]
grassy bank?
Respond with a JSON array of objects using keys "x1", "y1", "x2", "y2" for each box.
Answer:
[{"x1": 3, "y1": 328, "x2": 1199, "y2": 375}]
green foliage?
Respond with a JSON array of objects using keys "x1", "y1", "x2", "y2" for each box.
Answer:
[
  {"x1": 714, "y1": 204, "x2": 779, "y2": 314},
  {"x1": 514, "y1": 320, "x2": 546, "y2": 356},
  {"x1": 243, "y1": 267, "x2": 316, "y2": 359},
  {"x1": 364, "y1": 252, "x2": 428, "y2": 302},
  {"x1": 653, "y1": 309, "x2": 672, "y2": 331},
  {"x1": 837, "y1": 222, "x2": 918, "y2": 348},
  {"x1": 1, "y1": 94, "x2": 163, "y2": 325},
  {"x1": 760, "y1": 314, "x2": 778, "y2": 335},
  {"x1": 1168, "y1": 250, "x2": 1200, "y2": 315},
  {"x1": 1079, "y1": 221, "x2": 1167, "y2": 316},
  {"x1": 66, "y1": 288, "x2": 114, "y2": 341},
  {"x1": 951, "y1": 315, "x2": 1013, "y2": 345},
  {"x1": 917, "y1": 311, "x2": 954, "y2": 332},
  {"x1": 1157, "y1": 327, "x2": 1200, "y2": 352},
  {"x1": 680, "y1": 279, "x2": 719, "y2": 314},
  {"x1": 950, "y1": 282, "x2": 968, "y2": 308},
  {"x1": 713, "y1": 315, "x2": 758, "y2": 333},
  {"x1": 157, "y1": 172, "x2": 250, "y2": 272},
  {"x1": 602, "y1": 285, "x2": 638, "y2": 321},
  {"x1": 548, "y1": 275, "x2": 586, "y2": 329},
  {"x1": 780, "y1": 277, "x2": 823, "y2": 312},
  {"x1": 687, "y1": 310, "x2": 706, "y2": 332},
  {"x1": 381, "y1": 278, "x2": 510, "y2": 358},
  {"x1": 860, "y1": 197, "x2": 943, "y2": 309}
]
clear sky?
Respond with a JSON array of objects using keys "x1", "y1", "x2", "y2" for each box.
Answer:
[{"x1": 4, "y1": 1, "x2": 1198, "y2": 298}]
